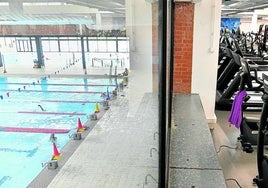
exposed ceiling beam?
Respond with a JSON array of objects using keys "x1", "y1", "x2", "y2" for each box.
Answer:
[{"x1": 222, "y1": 0, "x2": 268, "y2": 17}]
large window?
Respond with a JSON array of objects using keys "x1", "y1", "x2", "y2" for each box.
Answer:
[{"x1": 16, "y1": 38, "x2": 33, "y2": 52}]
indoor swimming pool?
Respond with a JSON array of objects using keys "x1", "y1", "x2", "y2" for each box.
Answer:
[{"x1": 0, "y1": 76, "x2": 117, "y2": 188}]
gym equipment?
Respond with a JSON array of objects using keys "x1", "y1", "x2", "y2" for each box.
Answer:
[
  {"x1": 218, "y1": 47, "x2": 236, "y2": 80},
  {"x1": 253, "y1": 73, "x2": 268, "y2": 187},
  {"x1": 216, "y1": 53, "x2": 264, "y2": 110},
  {"x1": 236, "y1": 59, "x2": 266, "y2": 152},
  {"x1": 216, "y1": 51, "x2": 241, "y2": 110}
]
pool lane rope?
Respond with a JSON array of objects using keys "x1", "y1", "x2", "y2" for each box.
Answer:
[
  {"x1": 0, "y1": 126, "x2": 70, "y2": 134},
  {"x1": 1, "y1": 82, "x2": 116, "y2": 87},
  {"x1": 17, "y1": 111, "x2": 86, "y2": 116},
  {"x1": 0, "y1": 89, "x2": 104, "y2": 94},
  {"x1": 0, "y1": 71, "x2": 114, "y2": 101}
]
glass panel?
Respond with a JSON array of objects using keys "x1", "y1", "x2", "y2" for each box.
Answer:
[
  {"x1": 97, "y1": 40, "x2": 107, "y2": 52},
  {"x1": 107, "y1": 40, "x2": 116, "y2": 52},
  {"x1": 49, "y1": 40, "x2": 59, "y2": 51},
  {"x1": 88, "y1": 40, "x2": 98, "y2": 52},
  {"x1": 0, "y1": 38, "x2": 5, "y2": 48},
  {"x1": 60, "y1": 40, "x2": 69, "y2": 51},
  {"x1": 69, "y1": 40, "x2": 78, "y2": 51},
  {"x1": 42, "y1": 40, "x2": 50, "y2": 51},
  {"x1": 16, "y1": 40, "x2": 21, "y2": 51},
  {"x1": 118, "y1": 41, "x2": 129, "y2": 52},
  {"x1": 77, "y1": 40, "x2": 81, "y2": 51},
  {"x1": 32, "y1": 39, "x2": 36, "y2": 52},
  {"x1": 24, "y1": 41, "x2": 29, "y2": 51},
  {"x1": 3, "y1": 37, "x2": 15, "y2": 48}
]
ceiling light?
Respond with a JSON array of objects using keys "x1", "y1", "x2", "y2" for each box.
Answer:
[{"x1": 237, "y1": 11, "x2": 254, "y2": 15}]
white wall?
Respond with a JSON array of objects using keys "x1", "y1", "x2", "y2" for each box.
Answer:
[
  {"x1": 240, "y1": 18, "x2": 267, "y2": 33},
  {"x1": 192, "y1": 0, "x2": 222, "y2": 123}
]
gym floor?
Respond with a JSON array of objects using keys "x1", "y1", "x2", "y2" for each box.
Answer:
[{"x1": 210, "y1": 110, "x2": 261, "y2": 188}]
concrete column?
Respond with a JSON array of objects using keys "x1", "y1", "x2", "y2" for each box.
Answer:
[
  {"x1": 125, "y1": 0, "x2": 135, "y2": 52},
  {"x1": 251, "y1": 12, "x2": 258, "y2": 32},
  {"x1": 192, "y1": 0, "x2": 222, "y2": 122},
  {"x1": 126, "y1": 0, "x2": 153, "y2": 86},
  {"x1": 35, "y1": 37, "x2": 44, "y2": 68},
  {"x1": 95, "y1": 13, "x2": 102, "y2": 30},
  {"x1": 80, "y1": 37, "x2": 87, "y2": 74},
  {"x1": 125, "y1": 0, "x2": 153, "y2": 92}
]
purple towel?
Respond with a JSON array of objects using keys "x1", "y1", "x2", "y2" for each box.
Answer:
[{"x1": 228, "y1": 90, "x2": 247, "y2": 128}]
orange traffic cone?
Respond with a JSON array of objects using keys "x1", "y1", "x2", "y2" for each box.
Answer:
[
  {"x1": 94, "y1": 102, "x2": 100, "y2": 113},
  {"x1": 52, "y1": 142, "x2": 61, "y2": 160},
  {"x1": 77, "y1": 118, "x2": 85, "y2": 132}
]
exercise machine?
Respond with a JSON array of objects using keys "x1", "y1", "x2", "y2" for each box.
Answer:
[
  {"x1": 253, "y1": 73, "x2": 268, "y2": 187},
  {"x1": 236, "y1": 59, "x2": 266, "y2": 152},
  {"x1": 216, "y1": 53, "x2": 263, "y2": 110}
]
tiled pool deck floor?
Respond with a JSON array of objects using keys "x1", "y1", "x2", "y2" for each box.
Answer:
[{"x1": 46, "y1": 93, "x2": 158, "y2": 188}]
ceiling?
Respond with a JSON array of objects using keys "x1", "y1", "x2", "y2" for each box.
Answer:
[
  {"x1": 1, "y1": 1, "x2": 268, "y2": 26},
  {"x1": 221, "y1": 0, "x2": 268, "y2": 18},
  {"x1": 0, "y1": 0, "x2": 125, "y2": 26}
]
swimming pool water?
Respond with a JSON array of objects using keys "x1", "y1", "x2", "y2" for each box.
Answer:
[{"x1": 0, "y1": 76, "x2": 117, "y2": 188}]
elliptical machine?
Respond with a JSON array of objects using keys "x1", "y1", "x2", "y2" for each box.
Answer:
[
  {"x1": 253, "y1": 73, "x2": 268, "y2": 187},
  {"x1": 238, "y1": 59, "x2": 265, "y2": 152}
]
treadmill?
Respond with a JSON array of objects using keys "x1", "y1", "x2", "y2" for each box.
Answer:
[
  {"x1": 216, "y1": 52, "x2": 264, "y2": 110},
  {"x1": 237, "y1": 59, "x2": 266, "y2": 152},
  {"x1": 253, "y1": 73, "x2": 268, "y2": 187}
]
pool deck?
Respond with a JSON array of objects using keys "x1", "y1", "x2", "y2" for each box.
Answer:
[{"x1": 0, "y1": 58, "x2": 125, "y2": 77}]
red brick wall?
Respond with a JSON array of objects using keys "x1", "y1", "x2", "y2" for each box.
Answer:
[{"x1": 173, "y1": 2, "x2": 194, "y2": 93}]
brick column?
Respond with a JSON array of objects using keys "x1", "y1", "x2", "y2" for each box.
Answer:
[{"x1": 173, "y1": 2, "x2": 194, "y2": 93}]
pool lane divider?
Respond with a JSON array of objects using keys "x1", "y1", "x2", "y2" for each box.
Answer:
[
  {"x1": 0, "y1": 89, "x2": 103, "y2": 94},
  {"x1": 0, "y1": 126, "x2": 70, "y2": 134},
  {"x1": 40, "y1": 100, "x2": 101, "y2": 103},
  {"x1": 0, "y1": 82, "x2": 116, "y2": 87},
  {"x1": 18, "y1": 111, "x2": 86, "y2": 116}
]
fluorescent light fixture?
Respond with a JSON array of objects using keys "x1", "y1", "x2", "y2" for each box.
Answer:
[
  {"x1": 237, "y1": 11, "x2": 254, "y2": 15},
  {"x1": 228, "y1": 2, "x2": 243, "y2": 7},
  {"x1": 98, "y1": 11, "x2": 114, "y2": 14},
  {"x1": 0, "y1": 2, "x2": 8, "y2": 6},
  {"x1": 23, "y1": 2, "x2": 63, "y2": 6}
]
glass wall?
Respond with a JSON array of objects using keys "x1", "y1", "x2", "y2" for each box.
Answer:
[{"x1": 0, "y1": 0, "x2": 171, "y2": 187}]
